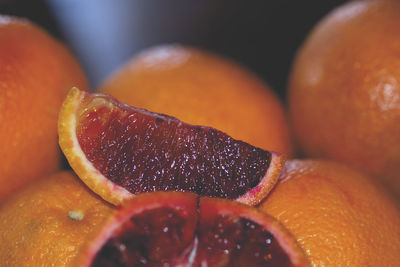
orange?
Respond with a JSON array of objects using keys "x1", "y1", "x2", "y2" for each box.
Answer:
[
  {"x1": 259, "y1": 159, "x2": 400, "y2": 266},
  {"x1": 0, "y1": 16, "x2": 88, "y2": 201},
  {"x1": 288, "y1": 0, "x2": 400, "y2": 199},
  {"x1": 0, "y1": 171, "x2": 113, "y2": 266},
  {"x1": 100, "y1": 45, "x2": 292, "y2": 155},
  {"x1": 58, "y1": 87, "x2": 286, "y2": 206}
]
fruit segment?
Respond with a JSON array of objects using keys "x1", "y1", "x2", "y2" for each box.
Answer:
[
  {"x1": 76, "y1": 192, "x2": 308, "y2": 266},
  {"x1": 59, "y1": 87, "x2": 286, "y2": 205}
]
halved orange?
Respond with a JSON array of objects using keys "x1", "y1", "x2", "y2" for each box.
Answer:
[
  {"x1": 58, "y1": 87, "x2": 286, "y2": 206},
  {"x1": 76, "y1": 191, "x2": 309, "y2": 266}
]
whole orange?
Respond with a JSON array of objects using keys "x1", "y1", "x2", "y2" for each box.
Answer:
[
  {"x1": 259, "y1": 159, "x2": 400, "y2": 266},
  {"x1": 0, "y1": 171, "x2": 113, "y2": 266},
  {"x1": 288, "y1": 0, "x2": 400, "y2": 198},
  {"x1": 0, "y1": 16, "x2": 88, "y2": 201},
  {"x1": 100, "y1": 45, "x2": 292, "y2": 155}
]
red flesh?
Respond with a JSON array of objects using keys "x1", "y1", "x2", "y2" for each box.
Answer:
[
  {"x1": 76, "y1": 95, "x2": 272, "y2": 200},
  {"x1": 88, "y1": 193, "x2": 298, "y2": 267}
]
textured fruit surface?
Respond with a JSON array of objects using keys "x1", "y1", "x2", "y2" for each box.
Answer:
[
  {"x1": 59, "y1": 88, "x2": 285, "y2": 206},
  {"x1": 0, "y1": 16, "x2": 88, "y2": 201},
  {"x1": 100, "y1": 45, "x2": 292, "y2": 155},
  {"x1": 0, "y1": 171, "x2": 113, "y2": 267},
  {"x1": 259, "y1": 160, "x2": 400, "y2": 266},
  {"x1": 77, "y1": 192, "x2": 308, "y2": 266},
  {"x1": 288, "y1": 0, "x2": 400, "y2": 199}
]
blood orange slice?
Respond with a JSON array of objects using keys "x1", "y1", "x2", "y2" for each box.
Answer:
[
  {"x1": 76, "y1": 192, "x2": 309, "y2": 266},
  {"x1": 58, "y1": 87, "x2": 286, "y2": 205}
]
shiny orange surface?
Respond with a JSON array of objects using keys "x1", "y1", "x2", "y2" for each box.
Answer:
[
  {"x1": 260, "y1": 159, "x2": 400, "y2": 266},
  {"x1": 0, "y1": 16, "x2": 88, "y2": 201},
  {"x1": 0, "y1": 171, "x2": 113, "y2": 266},
  {"x1": 288, "y1": 0, "x2": 400, "y2": 199}
]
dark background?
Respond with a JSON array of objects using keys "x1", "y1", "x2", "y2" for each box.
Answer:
[{"x1": 0, "y1": 0, "x2": 348, "y2": 98}]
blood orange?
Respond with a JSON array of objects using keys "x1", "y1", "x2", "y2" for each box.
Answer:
[
  {"x1": 76, "y1": 192, "x2": 308, "y2": 266},
  {"x1": 0, "y1": 16, "x2": 88, "y2": 201},
  {"x1": 58, "y1": 87, "x2": 286, "y2": 206},
  {"x1": 287, "y1": 0, "x2": 400, "y2": 199}
]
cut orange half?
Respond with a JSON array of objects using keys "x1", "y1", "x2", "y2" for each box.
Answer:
[
  {"x1": 76, "y1": 192, "x2": 309, "y2": 266},
  {"x1": 58, "y1": 87, "x2": 286, "y2": 205}
]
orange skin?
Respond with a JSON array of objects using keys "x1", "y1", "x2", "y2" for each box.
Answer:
[
  {"x1": 0, "y1": 171, "x2": 113, "y2": 266},
  {"x1": 100, "y1": 45, "x2": 292, "y2": 155},
  {"x1": 288, "y1": 0, "x2": 400, "y2": 199},
  {"x1": 0, "y1": 16, "x2": 88, "y2": 201},
  {"x1": 259, "y1": 159, "x2": 400, "y2": 266}
]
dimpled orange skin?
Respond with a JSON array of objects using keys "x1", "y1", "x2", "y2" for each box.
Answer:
[
  {"x1": 0, "y1": 171, "x2": 113, "y2": 267},
  {"x1": 100, "y1": 45, "x2": 292, "y2": 155},
  {"x1": 0, "y1": 16, "x2": 88, "y2": 201},
  {"x1": 259, "y1": 159, "x2": 400, "y2": 266},
  {"x1": 288, "y1": 0, "x2": 400, "y2": 198}
]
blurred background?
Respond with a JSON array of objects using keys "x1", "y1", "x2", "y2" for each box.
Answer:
[{"x1": 0, "y1": 0, "x2": 347, "y2": 97}]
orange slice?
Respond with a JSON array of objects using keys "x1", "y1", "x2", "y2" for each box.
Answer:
[{"x1": 58, "y1": 87, "x2": 286, "y2": 205}]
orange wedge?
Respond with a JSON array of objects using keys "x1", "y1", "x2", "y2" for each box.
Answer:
[{"x1": 58, "y1": 87, "x2": 286, "y2": 205}]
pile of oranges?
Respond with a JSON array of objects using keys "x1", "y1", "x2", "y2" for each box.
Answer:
[{"x1": 0, "y1": 0, "x2": 399, "y2": 266}]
